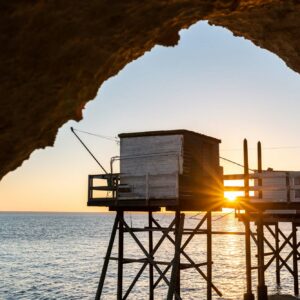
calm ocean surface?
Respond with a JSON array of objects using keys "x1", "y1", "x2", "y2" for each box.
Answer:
[{"x1": 0, "y1": 212, "x2": 295, "y2": 299}]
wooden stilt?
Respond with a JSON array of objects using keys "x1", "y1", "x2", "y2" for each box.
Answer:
[
  {"x1": 275, "y1": 223, "x2": 280, "y2": 286},
  {"x1": 152, "y1": 214, "x2": 222, "y2": 298},
  {"x1": 123, "y1": 217, "x2": 176, "y2": 299},
  {"x1": 117, "y1": 210, "x2": 124, "y2": 300},
  {"x1": 149, "y1": 211, "x2": 154, "y2": 300},
  {"x1": 95, "y1": 215, "x2": 119, "y2": 300},
  {"x1": 257, "y1": 141, "x2": 268, "y2": 299},
  {"x1": 244, "y1": 218, "x2": 255, "y2": 300},
  {"x1": 121, "y1": 217, "x2": 180, "y2": 299},
  {"x1": 207, "y1": 211, "x2": 212, "y2": 300},
  {"x1": 175, "y1": 211, "x2": 181, "y2": 299},
  {"x1": 95, "y1": 210, "x2": 226, "y2": 300},
  {"x1": 243, "y1": 139, "x2": 254, "y2": 300},
  {"x1": 292, "y1": 223, "x2": 299, "y2": 296},
  {"x1": 167, "y1": 212, "x2": 184, "y2": 300},
  {"x1": 257, "y1": 217, "x2": 268, "y2": 300}
]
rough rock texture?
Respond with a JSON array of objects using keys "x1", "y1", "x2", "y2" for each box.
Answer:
[{"x1": 1, "y1": 1, "x2": 300, "y2": 180}]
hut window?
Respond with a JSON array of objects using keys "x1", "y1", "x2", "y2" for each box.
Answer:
[
  {"x1": 295, "y1": 189, "x2": 300, "y2": 199},
  {"x1": 294, "y1": 177, "x2": 300, "y2": 185}
]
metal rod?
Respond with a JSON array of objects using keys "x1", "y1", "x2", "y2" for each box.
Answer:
[
  {"x1": 71, "y1": 127, "x2": 108, "y2": 174},
  {"x1": 95, "y1": 214, "x2": 119, "y2": 300},
  {"x1": 117, "y1": 210, "x2": 124, "y2": 300}
]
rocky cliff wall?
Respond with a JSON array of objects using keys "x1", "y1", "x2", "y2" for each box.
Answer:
[{"x1": 1, "y1": 0, "x2": 299, "y2": 179}]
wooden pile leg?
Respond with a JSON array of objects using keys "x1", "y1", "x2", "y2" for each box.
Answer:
[
  {"x1": 292, "y1": 223, "x2": 299, "y2": 296},
  {"x1": 117, "y1": 210, "x2": 124, "y2": 300},
  {"x1": 261, "y1": 221, "x2": 300, "y2": 297},
  {"x1": 275, "y1": 223, "x2": 280, "y2": 287},
  {"x1": 257, "y1": 217, "x2": 268, "y2": 300},
  {"x1": 167, "y1": 211, "x2": 184, "y2": 300},
  {"x1": 207, "y1": 211, "x2": 212, "y2": 300},
  {"x1": 148, "y1": 212, "x2": 154, "y2": 300},
  {"x1": 244, "y1": 218, "x2": 255, "y2": 300},
  {"x1": 94, "y1": 210, "x2": 223, "y2": 300},
  {"x1": 95, "y1": 213, "x2": 119, "y2": 300}
]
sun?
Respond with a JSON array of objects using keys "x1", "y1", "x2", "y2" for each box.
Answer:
[{"x1": 224, "y1": 192, "x2": 237, "y2": 202}]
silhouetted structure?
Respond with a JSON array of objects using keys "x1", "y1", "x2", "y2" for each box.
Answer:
[
  {"x1": 88, "y1": 130, "x2": 223, "y2": 211},
  {"x1": 86, "y1": 130, "x2": 299, "y2": 300}
]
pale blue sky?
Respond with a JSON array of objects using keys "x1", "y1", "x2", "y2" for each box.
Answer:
[{"x1": 1, "y1": 21, "x2": 300, "y2": 211}]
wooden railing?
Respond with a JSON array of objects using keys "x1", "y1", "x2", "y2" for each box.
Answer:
[{"x1": 88, "y1": 173, "x2": 120, "y2": 204}]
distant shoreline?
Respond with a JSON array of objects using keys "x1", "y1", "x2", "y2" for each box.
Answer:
[
  {"x1": 0, "y1": 210, "x2": 231, "y2": 215},
  {"x1": 0, "y1": 210, "x2": 113, "y2": 214}
]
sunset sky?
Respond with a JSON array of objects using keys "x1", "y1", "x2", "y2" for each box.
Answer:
[{"x1": 1, "y1": 21, "x2": 300, "y2": 212}]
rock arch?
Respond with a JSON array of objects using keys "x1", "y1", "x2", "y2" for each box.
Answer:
[{"x1": 1, "y1": 1, "x2": 300, "y2": 179}]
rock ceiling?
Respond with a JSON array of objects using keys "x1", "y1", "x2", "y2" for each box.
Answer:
[{"x1": 1, "y1": 0, "x2": 300, "y2": 180}]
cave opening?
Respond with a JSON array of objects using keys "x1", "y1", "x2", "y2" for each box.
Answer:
[{"x1": 1, "y1": 21, "x2": 300, "y2": 213}]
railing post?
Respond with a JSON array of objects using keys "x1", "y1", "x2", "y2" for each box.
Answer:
[
  {"x1": 257, "y1": 141, "x2": 262, "y2": 199},
  {"x1": 286, "y1": 172, "x2": 291, "y2": 203},
  {"x1": 244, "y1": 139, "x2": 255, "y2": 300},
  {"x1": 88, "y1": 175, "x2": 93, "y2": 202}
]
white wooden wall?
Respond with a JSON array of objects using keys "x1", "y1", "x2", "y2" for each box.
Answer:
[
  {"x1": 254, "y1": 171, "x2": 300, "y2": 203},
  {"x1": 119, "y1": 135, "x2": 183, "y2": 200}
]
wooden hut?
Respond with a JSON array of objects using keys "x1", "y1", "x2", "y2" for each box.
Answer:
[{"x1": 88, "y1": 130, "x2": 223, "y2": 211}]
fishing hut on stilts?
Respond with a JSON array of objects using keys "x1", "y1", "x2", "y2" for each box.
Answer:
[
  {"x1": 88, "y1": 130, "x2": 223, "y2": 300},
  {"x1": 72, "y1": 128, "x2": 300, "y2": 299},
  {"x1": 225, "y1": 140, "x2": 300, "y2": 300}
]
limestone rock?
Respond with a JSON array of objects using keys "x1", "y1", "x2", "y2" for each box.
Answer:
[{"x1": 1, "y1": 1, "x2": 300, "y2": 179}]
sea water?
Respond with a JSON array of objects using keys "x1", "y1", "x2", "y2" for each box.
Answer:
[{"x1": 0, "y1": 212, "x2": 295, "y2": 299}]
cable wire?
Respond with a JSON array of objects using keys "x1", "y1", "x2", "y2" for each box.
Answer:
[
  {"x1": 213, "y1": 210, "x2": 234, "y2": 222},
  {"x1": 72, "y1": 128, "x2": 119, "y2": 143},
  {"x1": 220, "y1": 156, "x2": 255, "y2": 172}
]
